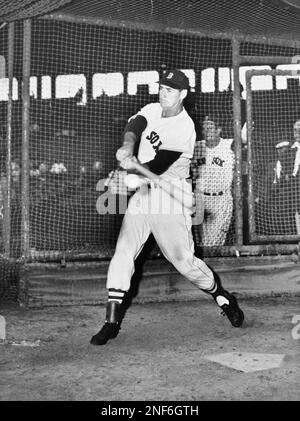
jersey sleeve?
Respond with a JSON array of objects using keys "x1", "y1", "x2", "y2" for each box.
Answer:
[{"x1": 145, "y1": 150, "x2": 182, "y2": 175}]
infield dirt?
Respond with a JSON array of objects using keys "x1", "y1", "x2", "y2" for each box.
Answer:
[{"x1": 0, "y1": 295, "x2": 299, "y2": 401}]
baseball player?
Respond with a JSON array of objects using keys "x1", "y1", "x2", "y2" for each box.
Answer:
[
  {"x1": 272, "y1": 120, "x2": 300, "y2": 185},
  {"x1": 269, "y1": 120, "x2": 300, "y2": 235},
  {"x1": 191, "y1": 115, "x2": 234, "y2": 247},
  {"x1": 91, "y1": 70, "x2": 244, "y2": 346}
]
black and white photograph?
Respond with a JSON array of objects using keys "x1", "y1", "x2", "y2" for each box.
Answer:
[{"x1": 0, "y1": 0, "x2": 299, "y2": 406}]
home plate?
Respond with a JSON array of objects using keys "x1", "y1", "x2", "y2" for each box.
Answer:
[{"x1": 204, "y1": 352, "x2": 285, "y2": 372}]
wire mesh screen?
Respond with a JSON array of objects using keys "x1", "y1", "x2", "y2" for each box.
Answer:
[
  {"x1": 2, "y1": 2, "x2": 300, "y2": 302},
  {"x1": 51, "y1": 0, "x2": 300, "y2": 42},
  {"x1": 0, "y1": 0, "x2": 73, "y2": 22},
  {"x1": 0, "y1": 22, "x2": 23, "y2": 300},
  {"x1": 2, "y1": 16, "x2": 300, "y2": 267},
  {"x1": 17, "y1": 18, "x2": 235, "y2": 259},
  {"x1": 246, "y1": 69, "x2": 300, "y2": 241},
  {"x1": 0, "y1": 27, "x2": 8, "y2": 233}
]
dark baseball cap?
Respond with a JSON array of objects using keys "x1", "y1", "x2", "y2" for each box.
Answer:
[{"x1": 159, "y1": 69, "x2": 190, "y2": 90}]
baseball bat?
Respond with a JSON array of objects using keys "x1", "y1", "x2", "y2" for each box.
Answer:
[{"x1": 130, "y1": 160, "x2": 195, "y2": 211}]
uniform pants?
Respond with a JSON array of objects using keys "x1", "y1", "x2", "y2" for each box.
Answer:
[
  {"x1": 194, "y1": 192, "x2": 233, "y2": 247},
  {"x1": 107, "y1": 182, "x2": 215, "y2": 292},
  {"x1": 202, "y1": 193, "x2": 233, "y2": 247}
]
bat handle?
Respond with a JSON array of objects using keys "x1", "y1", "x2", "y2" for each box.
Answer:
[
  {"x1": 130, "y1": 160, "x2": 159, "y2": 182},
  {"x1": 130, "y1": 159, "x2": 194, "y2": 209}
]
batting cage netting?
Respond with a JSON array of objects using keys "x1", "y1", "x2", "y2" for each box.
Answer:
[
  {"x1": 1, "y1": 0, "x2": 300, "y2": 301},
  {"x1": 246, "y1": 68, "x2": 300, "y2": 242}
]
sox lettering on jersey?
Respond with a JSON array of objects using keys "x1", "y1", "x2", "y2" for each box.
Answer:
[
  {"x1": 212, "y1": 157, "x2": 225, "y2": 167},
  {"x1": 146, "y1": 131, "x2": 162, "y2": 154}
]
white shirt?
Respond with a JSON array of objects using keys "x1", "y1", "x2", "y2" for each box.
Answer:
[{"x1": 129, "y1": 102, "x2": 196, "y2": 180}]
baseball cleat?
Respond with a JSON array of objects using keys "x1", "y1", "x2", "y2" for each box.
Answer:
[
  {"x1": 90, "y1": 322, "x2": 120, "y2": 345},
  {"x1": 217, "y1": 291, "x2": 244, "y2": 328}
]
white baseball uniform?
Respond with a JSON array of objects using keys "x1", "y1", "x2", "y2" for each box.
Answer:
[
  {"x1": 107, "y1": 102, "x2": 215, "y2": 292},
  {"x1": 192, "y1": 138, "x2": 234, "y2": 247}
]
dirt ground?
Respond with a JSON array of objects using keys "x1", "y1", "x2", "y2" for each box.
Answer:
[{"x1": 0, "y1": 295, "x2": 299, "y2": 402}]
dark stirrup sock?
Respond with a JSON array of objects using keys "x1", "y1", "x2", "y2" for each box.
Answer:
[{"x1": 108, "y1": 288, "x2": 126, "y2": 305}]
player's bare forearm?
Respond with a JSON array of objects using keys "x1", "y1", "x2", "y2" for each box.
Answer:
[{"x1": 116, "y1": 132, "x2": 137, "y2": 162}]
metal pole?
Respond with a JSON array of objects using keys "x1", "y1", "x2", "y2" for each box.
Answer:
[
  {"x1": 21, "y1": 19, "x2": 31, "y2": 259},
  {"x1": 238, "y1": 56, "x2": 295, "y2": 65},
  {"x1": 245, "y1": 71, "x2": 257, "y2": 243},
  {"x1": 232, "y1": 37, "x2": 243, "y2": 247},
  {"x1": 3, "y1": 22, "x2": 14, "y2": 258}
]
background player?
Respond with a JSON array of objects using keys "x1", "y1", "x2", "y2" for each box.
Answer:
[
  {"x1": 90, "y1": 70, "x2": 244, "y2": 346},
  {"x1": 191, "y1": 114, "x2": 234, "y2": 247},
  {"x1": 270, "y1": 119, "x2": 300, "y2": 234}
]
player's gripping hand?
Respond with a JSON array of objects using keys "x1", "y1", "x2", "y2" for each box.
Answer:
[
  {"x1": 119, "y1": 156, "x2": 139, "y2": 171},
  {"x1": 116, "y1": 145, "x2": 134, "y2": 162}
]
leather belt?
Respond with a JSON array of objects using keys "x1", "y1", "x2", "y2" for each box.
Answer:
[{"x1": 203, "y1": 191, "x2": 223, "y2": 196}]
